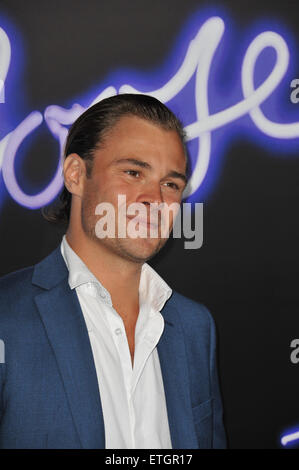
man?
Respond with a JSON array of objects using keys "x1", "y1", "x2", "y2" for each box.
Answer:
[{"x1": 0, "y1": 94, "x2": 226, "y2": 449}]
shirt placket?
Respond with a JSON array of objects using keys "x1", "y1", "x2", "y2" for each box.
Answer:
[
  {"x1": 104, "y1": 303, "x2": 136, "y2": 448},
  {"x1": 132, "y1": 308, "x2": 164, "y2": 394}
]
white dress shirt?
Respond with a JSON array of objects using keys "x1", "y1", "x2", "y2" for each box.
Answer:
[{"x1": 60, "y1": 236, "x2": 173, "y2": 449}]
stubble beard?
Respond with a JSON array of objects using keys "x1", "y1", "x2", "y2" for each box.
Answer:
[{"x1": 81, "y1": 196, "x2": 168, "y2": 264}]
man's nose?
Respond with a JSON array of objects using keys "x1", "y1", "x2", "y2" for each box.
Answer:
[{"x1": 136, "y1": 182, "x2": 163, "y2": 206}]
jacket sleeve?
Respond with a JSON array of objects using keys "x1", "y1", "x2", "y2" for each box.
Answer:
[{"x1": 207, "y1": 310, "x2": 227, "y2": 448}]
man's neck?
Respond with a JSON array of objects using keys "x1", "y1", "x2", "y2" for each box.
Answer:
[{"x1": 64, "y1": 229, "x2": 142, "y2": 313}]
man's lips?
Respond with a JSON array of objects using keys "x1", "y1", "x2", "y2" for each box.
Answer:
[{"x1": 126, "y1": 215, "x2": 159, "y2": 229}]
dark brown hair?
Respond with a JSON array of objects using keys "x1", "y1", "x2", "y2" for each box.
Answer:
[{"x1": 42, "y1": 93, "x2": 187, "y2": 225}]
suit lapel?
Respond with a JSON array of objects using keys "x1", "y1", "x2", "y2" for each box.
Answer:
[
  {"x1": 158, "y1": 300, "x2": 198, "y2": 449},
  {"x1": 33, "y1": 247, "x2": 105, "y2": 449},
  {"x1": 32, "y1": 246, "x2": 198, "y2": 449}
]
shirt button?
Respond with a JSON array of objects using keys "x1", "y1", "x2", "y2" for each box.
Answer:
[
  {"x1": 100, "y1": 291, "x2": 106, "y2": 299},
  {"x1": 115, "y1": 328, "x2": 122, "y2": 336}
]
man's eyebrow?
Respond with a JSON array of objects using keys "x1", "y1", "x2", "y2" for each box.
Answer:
[
  {"x1": 112, "y1": 158, "x2": 151, "y2": 169},
  {"x1": 164, "y1": 170, "x2": 187, "y2": 185}
]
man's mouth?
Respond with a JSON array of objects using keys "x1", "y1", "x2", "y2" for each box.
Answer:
[{"x1": 126, "y1": 215, "x2": 159, "y2": 229}]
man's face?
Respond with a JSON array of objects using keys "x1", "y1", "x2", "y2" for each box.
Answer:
[{"x1": 81, "y1": 115, "x2": 187, "y2": 263}]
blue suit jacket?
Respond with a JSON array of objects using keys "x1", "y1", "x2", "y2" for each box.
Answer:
[{"x1": 0, "y1": 246, "x2": 226, "y2": 449}]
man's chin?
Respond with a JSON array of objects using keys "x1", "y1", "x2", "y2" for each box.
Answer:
[{"x1": 117, "y1": 237, "x2": 167, "y2": 263}]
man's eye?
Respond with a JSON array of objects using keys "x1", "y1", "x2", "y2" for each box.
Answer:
[
  {"x1": 125, "y1": 170, "x2": 140, "y2": 177},
  {"x1": 163, "y1": 181, "x2": 179, "y2": 190}
]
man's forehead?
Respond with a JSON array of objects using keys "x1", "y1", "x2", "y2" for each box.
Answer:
[{"x1": 93, "y1": 114, "x2": 186, "y2": 168}]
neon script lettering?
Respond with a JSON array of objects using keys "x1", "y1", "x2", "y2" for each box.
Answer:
[{"x1": 0, "y1": 16, "x2": 298, "y2": 209}]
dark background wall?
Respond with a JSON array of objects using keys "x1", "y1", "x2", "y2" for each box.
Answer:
[{"x1": 0, "y1": 0, "x2": 298, "y2": 449}]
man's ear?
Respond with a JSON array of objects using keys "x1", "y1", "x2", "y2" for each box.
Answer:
[{"x1": 63, "y1": 153, "x2": 86, "y2": 198}]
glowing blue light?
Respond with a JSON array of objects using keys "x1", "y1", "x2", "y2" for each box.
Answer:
[
  {"x1": 0, "y1": 13, "x2": 298, "y2": 208},
  {"x1": 281, "y1": 430, "x2": 299, "y2": 446}
]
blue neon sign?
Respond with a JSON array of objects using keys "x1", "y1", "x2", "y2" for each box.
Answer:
[{"x1": 0, "y1": 14, "x2": 298, "y2": 209}]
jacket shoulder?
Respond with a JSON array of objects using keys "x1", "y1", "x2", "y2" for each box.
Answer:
[
  {"x1": 169, "y1": 290, "x2": 213, "y2": 326},
  {"x1": 0, "y1": 265, "x2": 35, "y2": 295},
  {"x1": 0, "y1": 245, "x2": 64, "y2": 300},
  {"x1": 0, "y1": 265, "x2": 37, "y2": 326}
]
